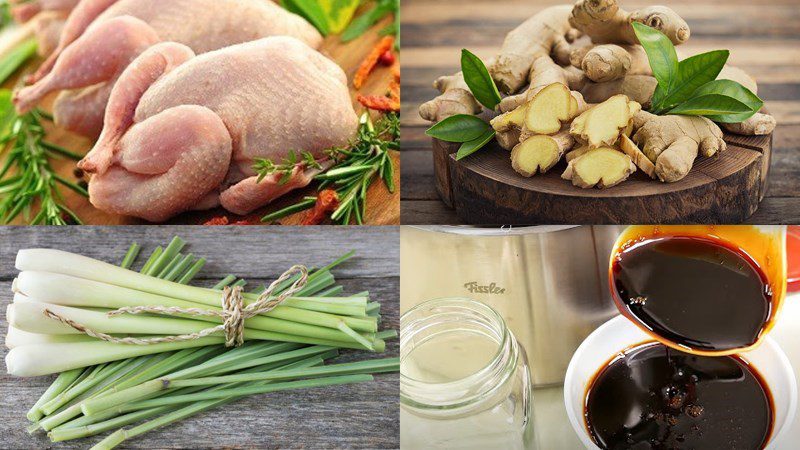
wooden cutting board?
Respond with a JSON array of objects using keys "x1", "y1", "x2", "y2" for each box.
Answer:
[
  {"x1": 3, "y1": 7, "x2": 399, "y2": 225},
  {"x1": 432, "y1": 119, "x2": 773, "y2": 224}
]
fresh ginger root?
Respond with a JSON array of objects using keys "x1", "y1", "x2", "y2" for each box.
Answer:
[
  {"x1": 492, "y1": 83, "x2": 585, "y2": 137},
  {"x1": 620, "y1": 134, "x2": 656, "y2": 178},
  {"x1": 562, "y1": 147, "x2": 636, "y2": 188},
  {"x1": 499, "y1": 56, "x2": 587, "y2": 112},
  {"x1": 524, "y1": 83, "x2": 584, "y2": 135},
  {"x1": 578, "y1": 44, "x2": 651, "y2": 82},
  {"x1": 419, "y1": 73, "x2": 483, "y2": 122},
  {"x1": 721, "y1": 113, "x2": 777, "y2": 136},
  {"x1": 496, "y1": 129, "x2": 522, "y2": 150},
  {"x1": 511, "y1": 130, "x2": 575, "y2": 176},
  {"x1": 570, "y1": 0, "x2": 690, "y2": 46},
  {"x1": 570, "y1": 95, "x2": 641, "y2": 148},
  {"x1": 631, "y1": 111, "x2": 726, "y2": 182},
  {"x1": 420, "y1": 6, "x2": 576, "y2": 122},
  {"x1": 565, "y1": 145, "x2": 591, "y2": 162},
  {"x1": 489, "y1": 5, "x2": 575, "y2": 94}
]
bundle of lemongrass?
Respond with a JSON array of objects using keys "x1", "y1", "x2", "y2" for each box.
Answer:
[{"x1": 4, "y1": 237, "x2": 398, "y2": 449}]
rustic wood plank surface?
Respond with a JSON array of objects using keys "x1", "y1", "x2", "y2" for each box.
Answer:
[
  {"x1": 2, "y1": 3, "x2": 400, "y2": 225},
  {"x1": 401, "y1": 0, "x2": 800, "y2": 224},
  {"x1": 0, "y1": 226, "x2": 400, "y2": 449}
]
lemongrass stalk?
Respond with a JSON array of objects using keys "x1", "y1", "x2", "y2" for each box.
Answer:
[
  {"x1": 156, "y1": 253, "x2": 184, "y2": 279},
  {"x1": 38, "y1": 355, "x2": 169, "y2": 431},
  {"x1": 316, "y1": 285, "x2": 345, "y2": 297},
  {"x1": 138, "y1": 247, "x2": 162, "y2": 274},
  {"x1": 27, "y1": 243, "x2": 165, "y2": 422},
  {"x1": 6, "y1": 327, "x2": 97, "y2": 349},
  {"x1": 143, "y1": 358, "x2": 399, "y2": 392},
  {"x1": 38, "y1": 344, "x2": 277, "y2": 431},
  {"x1": 119, "y1": 244, "x2": 140, "y2": 270},
  {"x1": 80, "y1": 345, "x2": 331, "y2": 415},
  {"x1": 16, "y1": 271, "x2": 378, "y2": 332},
  {"x1": 375, "y1": 329, "x2": 398, "y2": 340},
  {"x1": 231, "y1": 279, "x2": 247, "y2": 288},
  {"x1": 176, "y1": 258, "x2": 205, "y2": 285},
  {"x1": 10, "y1": 300, "x2": 378, "y2": 347},
  {"x1": 110, "y1": 347, "x2": 223, "y2": 392},
  {"x1": 91, "y1": 375, "x2": 374, "y2": 450},
  {"x1": 25, "y1": 368, "x2": 82, "y2": 422},
  {"x1": 40, "y1": 363, "x2": 108, "y2": 415},
  {"x1": 163, "y1": 254, "x2": 194, "y2": 282},
  {"x1": 367, "y1": 302, "x2": 381, "y2": 315},
  {"x1": 5, "y1": 337, "x2": 223, "y2": 377},
  {"x1": 144, "y1": 237, "x2": 185, "y2": 276},
  {"x1": 53, "y1": 355, "x2": 327, "y2": 442},
  {"x1": 211, "y1": 275, "x2": 236, "y2": 290}
]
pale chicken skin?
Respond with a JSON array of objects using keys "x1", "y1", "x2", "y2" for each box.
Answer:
[
  {"x1": 14, "y1": 0, "x2": 322, "y2": 137},
  {"x1": 77, "y1": 37, "x2": 359, "y2": 222}
]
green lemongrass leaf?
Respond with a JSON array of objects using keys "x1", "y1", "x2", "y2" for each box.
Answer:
[
  {"x1": 426, "y1": 114, "x2": 492, "y2": 142},
  {"x1": 0, "y1": 37, "x2": 37, "y2": 84},
  {"x1": 654, "y1": 50, "x2": 730, "y2": 113},
  {"x1": 631, "y1": 22, "x2": 678, "y2": 89},
  {"x1": 455, "y1": 129, "x2": 496, "y2": 161},
  {"x1": 667, "y1": 94, "x2": 753, "y2": 117},
  {"x1": 282, "y1": 0, "x2": 330, "y2": 35},
  {"x1": 461, "y1": 49, "x2": 502, "y2": 110},
  {"x1": 692, "y1": 79, "x2": 764, "y2": 123}
]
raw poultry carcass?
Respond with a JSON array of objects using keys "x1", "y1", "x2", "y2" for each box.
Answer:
[
  {"x1": 14, "y1": 0, "x2": 322, "y2": 137},
  {"x1": 9, "y1": 0, "x2": 80, "y2": 23},
  {"x1": 77, "y1": 36, "x2": 359, "y2": 222}
]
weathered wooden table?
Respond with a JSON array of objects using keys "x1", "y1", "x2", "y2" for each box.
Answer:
[
  {"x1": 401, "y1": 0, "x2": 800, "y2": 224},
  {"x1": 0, "y1": 226, "x2": 400, "y2": 449}
]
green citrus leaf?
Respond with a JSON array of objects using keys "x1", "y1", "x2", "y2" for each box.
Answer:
[
  {"x1": 426, "y1": 114, "x2": 492, "y2": 142},
  {"x1": 461, "y1": 49, "x2": 502, "y2": 110},
  {"x1": 455, "y1": 129, "x2": 496, "y2": 160},
  {"x1": 668, "y1": 94, "x2": 753, "y2": 117},
  {"x1": 692, "y1": 79, "x2": 763, "y2": 123}
]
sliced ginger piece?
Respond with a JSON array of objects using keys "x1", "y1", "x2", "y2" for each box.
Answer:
[
  {"x1": 570, "y1": 95, "x2": 640, "y2": 148},
  {"x1": 565, "y1": 145, "x2": 591, "y2": 163},
  {"x1": 561, "y1": 147, "x2": 635, "y2": 189},
  {"x1": 523, "y1": 83, "x2": 579, "y2": 135},
  {"x1": 491, "y1": 105, "x2": 527, "y2": 133},
  {"x1": 511, "y1": 130, "x2": 575, "y2": 177},
  {"x1": 619, "y1": 135, "x2": 656, "y2": 179}
]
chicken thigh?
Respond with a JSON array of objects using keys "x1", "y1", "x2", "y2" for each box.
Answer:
[
  {"x1": 78, "y1": 37, "x2": 358, "y2": 222},
  {"x1": 14, "y1": 0, "x2": 322, "y2": 137}
]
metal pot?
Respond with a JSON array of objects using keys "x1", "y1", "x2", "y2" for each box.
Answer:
[{"x1": 400, "y1": 225, "x2": 624, "y2": 386}]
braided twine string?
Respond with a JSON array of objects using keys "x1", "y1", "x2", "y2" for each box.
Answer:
[{"x1": 43, "y1": 265, "x2": 309, "y2": 347}]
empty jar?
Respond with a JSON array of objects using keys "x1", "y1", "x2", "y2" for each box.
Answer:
[{"x1": 400, "y1": 298, "x2": 533, "y2": 449}]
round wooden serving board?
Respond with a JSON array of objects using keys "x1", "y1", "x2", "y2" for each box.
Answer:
[{"x1": 432, "y1": 121, "x2": 773, "y2": 225}]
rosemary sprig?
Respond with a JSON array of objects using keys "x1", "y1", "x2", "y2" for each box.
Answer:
[
  {"x1": 252, "y1": 150, "x2": 321, "y2": 185},
  {"x1": 0, "y1": 89, "x2": 86, "y2": 225},
  {"x1": 258, "y1": 112, "x2": 398, "y2": 224}
]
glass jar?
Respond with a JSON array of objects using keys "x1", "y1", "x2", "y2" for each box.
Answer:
[{"x1": 400, "y1": 298, "x2": 534, "y2": 449}]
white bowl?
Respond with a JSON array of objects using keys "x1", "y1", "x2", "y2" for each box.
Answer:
[{"x1": 564, "y1": 315, "x2": 798, "y2": 449}]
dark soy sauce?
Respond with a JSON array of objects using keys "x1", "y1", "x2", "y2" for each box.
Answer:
[
  {"x1": 585, "y1": 342, "x2": 773, "y2": 450},
  {"x1": 612, "y1": 236, "x2": 773, "y2": 351}
]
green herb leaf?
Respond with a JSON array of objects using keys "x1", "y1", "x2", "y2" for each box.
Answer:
[
  {"x1": 0, "y1": 38, "x2": 37, "y2": 85},
  {"x1": 461, "y1": 49, "x2": 502, "y2": 110},
  {"x1": 691, "y1": 79, "x2": 763, "y2": 123},
  {"x1": 632, "y1": 22, "x2": 679, "y2": 90},
  {"x1": 425, "y1": 114, "x2": 492, "y2": 142},
  {"x1": 282, "y1": 0, "x2": 331, "y2": 35},
  {"x1": 667, "y1": 94, "x2": 753, "y2": 117},
  {"x1": 654, "y1": 50, "x2": 730, "y2": 113},
  {"x1": 455, "y1": 129, "x2": 496, "y2": 161},
  {"x1": 341, "y1": 0, "x2": 396, "y2": 42}
]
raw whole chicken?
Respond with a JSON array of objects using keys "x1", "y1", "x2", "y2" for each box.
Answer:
[
  {"x1": 9, "y1": 0, "x2": 80, "y2": 23},
  {"x1": 77, "y1": 37, "x2": 359, "y2": 222},
  {"x1": 14, "y1": 0, "x2": 322, "y2": 137}
]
